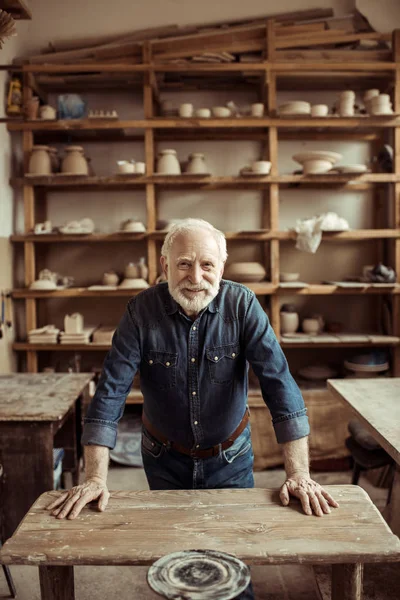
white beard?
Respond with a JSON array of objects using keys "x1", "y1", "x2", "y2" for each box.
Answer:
[{"x1": 169, "y1": 278, "x2": 220, "y2": 315}]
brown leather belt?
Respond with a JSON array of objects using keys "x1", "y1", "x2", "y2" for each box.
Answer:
[{"x1": 142, "y1": 407, "x2": 250, "y2": 459}]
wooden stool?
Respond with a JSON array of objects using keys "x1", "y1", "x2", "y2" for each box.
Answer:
[{"x1": 1, "y1": 487, "x2": 399, "y2": 600}]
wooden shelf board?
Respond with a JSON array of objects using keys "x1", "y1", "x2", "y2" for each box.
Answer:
[
  {"x1": 13, "y1": 343, "x2": 112, "y2": 351},
  {"x1": 12, "y1": 174, "x2": 400, "y2": 190},
  {"x1": 281, "y1": 339, "x2": 400, "y2": 348},
  {"x1": 7, "y1": 116, "x2": 400, "y2": 133},
  {"x1": 11, "y1": 287, "x2": 146, "y2": 298},
  {"x1": 11, "y1": 233, "x2": 147, "y2": 243},
  {"x1": 11, "y1": 283, "x2": 400, "y2": 299}
]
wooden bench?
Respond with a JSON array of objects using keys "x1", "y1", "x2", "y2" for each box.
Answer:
[{"x1": 1, "y1": 486, "x2": 399, "y2": 600}]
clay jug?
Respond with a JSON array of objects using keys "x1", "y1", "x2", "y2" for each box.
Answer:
[
  {"x1": 28, "y1": 146, "x2": 52, "y2": 175},
  {"x1": 62, "y1": 146, "x2": 89, "y2": 175},
  {"x1": 157, "y1": 149, "x2": 181, "y2": 174},
  {"x1": 186, "y1": 153, "x2": 208, "y2": 174}
]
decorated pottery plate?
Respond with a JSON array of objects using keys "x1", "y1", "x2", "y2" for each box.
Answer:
[{"x1": 147, "y1": 549, "x2": 251, "y2": 600}]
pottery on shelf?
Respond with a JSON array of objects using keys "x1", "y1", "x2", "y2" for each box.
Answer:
[
  {"x1": 120, "y1": 219, "x2": 146, "y2": 233},
  {"x1": 39, "y1": 105, "x2": 57, "y2": 120},
  {"x1": 224, "y1": 262, "x2": 266, "y2": 283},
  {"x1": 117, "y1": 160, "x2": 135, "y2": 174},
  {"x1": 195, "y1": 108, "x2": 211, "y2": 118},
  {"x1": 302, "y1": 318, "x2": 320, "y2": 335},
  {"x1": 119, "y1": 278, "x2": 149, "y2": 289},
  {"x1": 251, "y1": 103, "x2": 264, "y2": 117},
  {"x1": 64, "y1": 313, "x2": 84, "y2": 334},
  {"x1": 186, "y1": 153, "x2": 208, "y2": 174},
  {"x1": 280, "y1": 272, "x2": 300, "y2": 282},
  {"x1": 251, "y1": 161, "x2": 271, "y2": 175},
  {"x1": 28, "y1": 145, "x2": 52, "y2": 175},
  {"x1": 157, "y1": 149, "x2": 181, "y2": 175},
  {"x1": 280, "y1": 310, "x2": 299, "y2": 335},
  {"x1": 211, "y1": 106, "x2": 231, "y2": 118},
  {"x1": 102, "y1": 271, "x2": 119, "y2": 286},
  {"x1": 124, "y1": 262, "x2": 139, "y2": 279},
  {"x1": 179, "y1": 103, "x2": 193, "y2": 118},
  {"x1": 137, "y1": 257, "x2": 149, "y2": 279},
  {"x1": 311, "y1": 104, "x2": 328, "y2": 117},
  {"x1": 135, "y1": 161, "x2": 146, "y2": 174},
  {"x1": 62, "y1": 146, "x2": 89, "y2": 175},
  {"x1": 278, "y1": 101, "x2": 310, "y2": 116},
  {"x1": 292, "y1": 151, "x2": 342, "y2": 174},
  {"x1": 24, "y1": 96, "x2": 39, "y2": 120}
]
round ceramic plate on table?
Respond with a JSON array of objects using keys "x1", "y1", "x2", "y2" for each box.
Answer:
[{"x1": 147, "y1": 549, "x2": 251, "y2": 600}]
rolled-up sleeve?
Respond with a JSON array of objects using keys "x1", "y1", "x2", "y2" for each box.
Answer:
[
  {"x1": 243, "y1": 292, "x2": 310, "y2": 443},
  {"x1": 81, "y1": 301, "x2": 141, "y2": 448}
]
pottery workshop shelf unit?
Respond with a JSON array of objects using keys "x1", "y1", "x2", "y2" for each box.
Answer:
[{"x1": 7, "y1": 24, "x2": 400, "y2": 393}]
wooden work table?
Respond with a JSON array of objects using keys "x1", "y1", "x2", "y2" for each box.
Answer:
[
  {"x1": 1, "y1": 487, "x2": 399, "y2": 600},
  {"x1": 328, "y1": 378, "x2": 400, "y2": 536},
  {"x1": 0, "y1": 373, "x2": 92, "y2": 540}
]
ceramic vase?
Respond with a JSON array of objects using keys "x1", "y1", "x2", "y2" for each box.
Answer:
[
  {"x1": 157, "y1": 149, "x2": 181, "y2": 174},
  {"x1": 28, "y1": 146, "x2": 52, "y2": 175},
  {"x1": 125, "y1": 262, "x2": 139, "y2": 278},
  {"x1": 186, "y1": 153, "x2": 208, "y2": 174},
  {"x1": 62, "y1": 146, "x2": 89, "y2": 175},
  {"x1": 280, "y1": 311, "x2": 299, "y2": 335}
]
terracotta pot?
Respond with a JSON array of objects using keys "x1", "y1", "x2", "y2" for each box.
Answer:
[
  {"x1": 62, "y1": 146, "x2": 89, "y2": 175},
  {"x1": 28, "y1": 146, "x2": 52, "y2": 175}
]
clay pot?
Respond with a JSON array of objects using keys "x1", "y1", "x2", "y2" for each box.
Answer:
[
  {"x1": 124, "y1": 262, "x2": 139, "y2": 278},
  {"x1": 280, "y1": 311, "x2": 299, "y2": 335},
  {"x1": 157, "y1": 149, "x2": 181, "y2": 174},
  {"x1": 224, "y1": 262, "x2": 266, "y2": 283},
  {"x1": 28, "y1": 146, "x2": 52, "y2": 175},
  {"x1": 186, "y1": 153, "x2": 208, "y2": 174},
  {"x1": 62, "y1": 146, "x2": 89, "y2": 175},
  {"x1": 302, "y1": 318, "x2": 320, "y2": 336},
  {"x1": 102, "y1": 271, "x2": 119, "y2": 286}
]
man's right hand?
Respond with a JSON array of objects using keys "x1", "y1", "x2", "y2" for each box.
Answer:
[{"x1": 46, "y1": 478, "x2": 110, "y2": 520}]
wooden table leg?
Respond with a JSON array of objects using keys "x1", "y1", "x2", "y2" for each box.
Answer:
[
  {"x1": 331, "y1": 563, "x2": 363, "y2": 600},
  {"x1": 39, "y1": 566, "x2": 75, "y2": 600}
]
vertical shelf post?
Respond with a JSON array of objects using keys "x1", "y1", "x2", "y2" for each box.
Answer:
[{"x1": 392, "y1": 30, "x2": 400, "y2": 374}]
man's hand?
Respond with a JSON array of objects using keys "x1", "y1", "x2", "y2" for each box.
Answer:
[
  {"x1": 46, "y1": 478, "x2": 110, "y2": 520},
  {"x1": 279, "y1": 474, "x2": 339, "y2": 516}
]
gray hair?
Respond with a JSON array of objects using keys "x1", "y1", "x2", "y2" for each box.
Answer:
[{"x1": 161, "y1": 218, "x2": 228, "y2": 262}]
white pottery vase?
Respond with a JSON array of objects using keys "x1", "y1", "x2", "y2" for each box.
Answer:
[
  {"x1": 280, "y1": 311, "x2": 299, "y2": 335},
  {"x1": 157, "y1": 149, "x2": 181, "y2": 174},
  {"x1": 28, "y1": 146, "x2": 52, "y2": 175},
  {"x1": 62, "y1": 146, "x2": 89, "y2": 175},
  {"x1": 186, "y1": 153, "x2": 208, "y2": 174}
]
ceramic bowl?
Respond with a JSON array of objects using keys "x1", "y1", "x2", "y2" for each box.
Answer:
[
  {"x1": 120, "y1": 220, "x2": 146, "y2": 232},
  {"x1": 212, "y1": 106, "x2": 231, "y2": 118},
  {"x1": 302, "y1": 159, "x2": 333, "y2": 174},
  {"x1": 278, "y1": 101, "x2": 311, "y2": 115},
  {"x1": 302, "y1": 318, "x2": 320, "y2": 335},
  {"x1": 195, "y1": 108, "x2": 211, "y2": 118},
  {"x1": 280, "y1": 272, "x2": 300, "y2": 282},
  {"x1": 117, "y1": 161, "x2": 135, "y2": 174},
  {"x1": 119, "y1": 278, "x2": 149, "y2": 289},
  {"x1": 293, "y1": 151, "x2": 342, "y2": 165},
  {"x1": 224, "y1": 262, "x2": 266, "y2": 283},
  {"x1": 30, "y1": 279, "x2": 57, "y2": 290},
  {"x1": 311, "y1": 104, "x2": 329, "y2": 117},
  {"x1": 251, "y1": 161, "x2": 271, "y2": 174}
]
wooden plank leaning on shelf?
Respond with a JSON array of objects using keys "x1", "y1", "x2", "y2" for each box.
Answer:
[{"x1": 143, "y1": 42, "x2": 158, "y2": 285}]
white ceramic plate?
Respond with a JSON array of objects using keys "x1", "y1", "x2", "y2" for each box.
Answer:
[{"x1": 335, "y1": 165, "x2": 369, "y2": 174}]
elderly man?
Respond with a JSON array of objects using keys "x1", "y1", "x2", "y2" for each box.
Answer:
[{"x1": 48, "y1": 218, "x2": 338, "y2": 520}]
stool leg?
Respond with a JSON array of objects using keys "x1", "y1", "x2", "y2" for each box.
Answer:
[
  {"x1": 39, "y1": 566, "x2": 75, "y2": 600},
  {"x1": 352, "y1": 463, "x2": 362, "y2": 485},
  {"x1": 332, "y1": 563, "x2": 363, "y2": 600},
  {"x1": 2, "y1": 564, "x2": 17, "y2": 598}
]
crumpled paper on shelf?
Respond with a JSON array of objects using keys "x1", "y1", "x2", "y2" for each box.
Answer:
[{"x1": 294, "y1": 212, "x2": 350, "y2": 253}]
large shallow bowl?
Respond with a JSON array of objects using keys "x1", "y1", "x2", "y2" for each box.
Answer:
[
  {"x1": 224, "y1": 262, "x2": 266, "y2": 283},
  {"x1": 292, "y1": 151, "x2": 342, "y2": 165}
]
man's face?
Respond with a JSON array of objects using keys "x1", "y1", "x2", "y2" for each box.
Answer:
[{"x1": 160, "y1": 230, "x2": 224, "y2": 317}]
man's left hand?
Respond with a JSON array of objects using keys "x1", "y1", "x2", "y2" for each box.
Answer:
[{"x1": 279, "y1": 474, "x2": 339, "y2": 516}]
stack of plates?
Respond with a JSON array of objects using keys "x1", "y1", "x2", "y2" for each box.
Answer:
[
  {"x1": 278, "y1": 101, "x2": 311, "y2": 117},
  {"x1": 28, "y1": 326, "x2": 60, "y2": 344},
  {"x1": 60, "y1": 327, "x2": 96, "y2": 344}
]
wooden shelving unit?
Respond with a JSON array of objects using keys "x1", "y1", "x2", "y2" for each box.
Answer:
[{"x1": 8, "y1": 27, "x2": 400, "y2": 377}]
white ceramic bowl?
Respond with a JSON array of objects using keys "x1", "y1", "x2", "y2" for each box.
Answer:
[
  {"x1": 280, "y1": 272, "x2": 300, "y2": 282},
  {"x1": 279, "y1": 101, "x2": 310, "y2": 113},
  {"x1": 293, "y1": 151, "x2": 342, "y2": 165},
  {"x1": 251, "y1": 161, "x2": 271, "y2": 174},
  {"x1": 311, "y1": 104, "x2": 329, "y2": 117},
  {"x1": 195, "y1": 108, "x2": 211, "y2": 118},
  {"x1": 302, "y1": 318, "x2": 320, "y2": 335},
  {"x1": 212, "y1": 106, "x2": 231, "y2": 118},
  {"x1": 119, "y1": 278, "x2": 149, "y2": 289},
  {"x1": 303, "y1": 159, "x2": 332, "y2": 174},
  {"x1": 224, "y1": 262, "x2": 266, "y2": 283},
  {"x1": 30, "y1": 279, "x2": 57, "y2": 290}
]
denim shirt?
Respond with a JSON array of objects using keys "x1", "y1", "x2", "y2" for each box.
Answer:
[{"x1": 82, "y1": 280, "x2": 309, "y2": 450}]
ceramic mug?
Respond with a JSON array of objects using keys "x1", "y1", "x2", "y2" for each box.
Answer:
[
  {"x1": 311, "y1": 104, "x2": 329, "y2": 117},
  {"x1": 252, "y1": 161, "x2": 271, "y2": 175},
  {"x1": 135, "y1": 162, "x2": 146, "y2": 174}
]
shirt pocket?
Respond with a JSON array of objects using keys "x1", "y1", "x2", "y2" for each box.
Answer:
[
  {"x1": 141, "y1": 350, "x2": 178, "y2": 390},
  {"x1": 205, "y1": 342, "x2": 240, "y2": 385}
]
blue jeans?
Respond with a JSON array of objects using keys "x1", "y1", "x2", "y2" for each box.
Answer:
[{"x1": 141, "y1": 423, "x2": 255, "y2": 599}]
